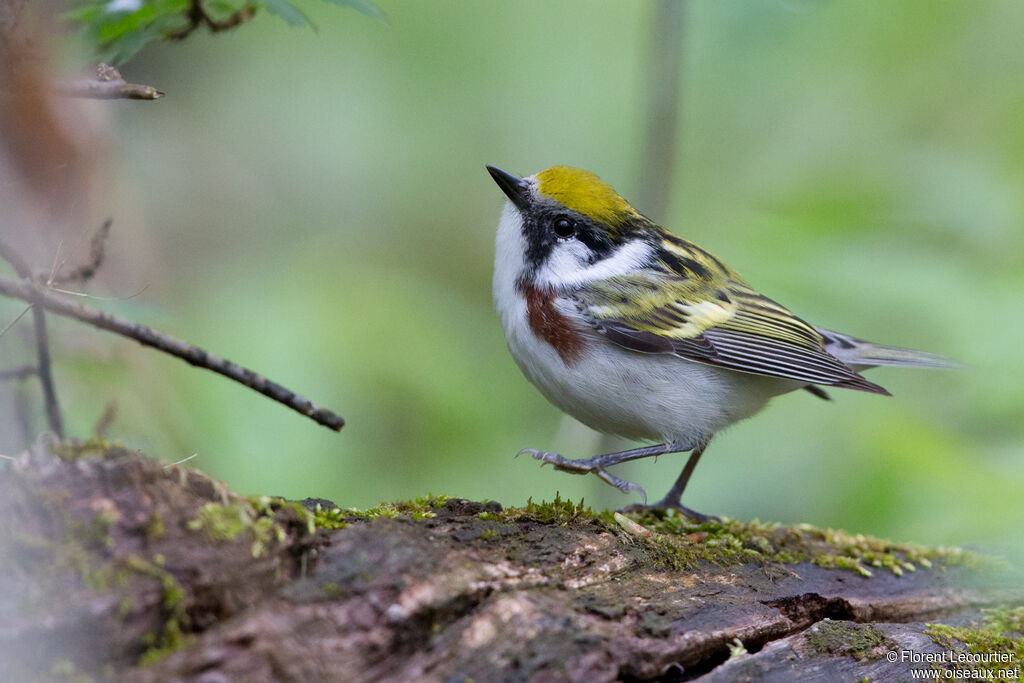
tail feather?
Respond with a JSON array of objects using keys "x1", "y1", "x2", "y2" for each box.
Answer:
[{"x1": 817, "y1": 328, "x2": 960, "y2": 370}]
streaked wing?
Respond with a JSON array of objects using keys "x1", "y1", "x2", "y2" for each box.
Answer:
[
  {"x1": 708, "y1": 282, "x2": 888, "y2": 393},
  {"x1": 573, "y1": 239, "x2": 888, "y2": 394}
]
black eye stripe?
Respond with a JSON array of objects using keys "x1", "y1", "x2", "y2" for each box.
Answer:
[
  {"x1": 574, "y1": 226, "x2": 613, "y2": 261},
  {"x1": 520, "y1": 208, "x2": 626, "y2": 270}
]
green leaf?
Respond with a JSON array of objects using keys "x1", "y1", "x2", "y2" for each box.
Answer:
[
  {"x1": 100, "y1": 21, "x2": 164, "y2": 64},
  {"x1": 63, "y1": 0, "x2": 191, "y2": 63},
  {"x1": 60, "y1": 5, "x2": 103, "y2": 23},
  {"x1": 206, "y1": 0, "x2": 241, "y2": 13},
  {"x1": 97, "y1": 5, "x2": 159, "y2": 44},
  {"x1": 261, "y1": 0, "x2": 312, "y2": 27}
]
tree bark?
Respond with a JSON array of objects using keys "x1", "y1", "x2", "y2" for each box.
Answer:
[{"x1": 0, "y1": 440, "x2": 1020, "y2": 682}]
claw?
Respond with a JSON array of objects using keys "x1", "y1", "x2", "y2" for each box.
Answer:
[
  {"x1": 594, "y1": 469, "x2": 647, "y2": 504},
  {"x1": 516, "y1": 449, "x2": 573, "y2": 470},
  {"x1": 514, "y1": 447, "x2": 646, "y2": 504}
]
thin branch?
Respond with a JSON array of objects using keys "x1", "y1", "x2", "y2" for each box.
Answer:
[
  {"x1": 53, "y1": 219, "x2": 112, "y2": 284},
  {"x1": 0, "y1": 303, "x2": 32, "y2": 340},
  {"x1": 0, "y1": 364, "x2": 36, "y2": 381},
  {"x1": 57, "y1": 79, "x2": 164, "y2": 101},
  {"x1": 0, "y1": 275, "x2": 346, "y2": 432},
  {"x1": 56, "y1": 64, "x2": 162, "y2": 101},
  {"x1": 93, "y1": 400, "x2": 117, "y2": 437},
  {"x1": 168, "y1": 0, "x2": 257, "y2": 40},
  {"x1": 31, "y1": 303, "x2": 63, "y2": 436},
  {"x1": 0, "y1": 235, "x2": 63, "y2": 435}
]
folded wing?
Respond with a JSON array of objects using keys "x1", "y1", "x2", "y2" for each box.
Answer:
[{"x1": 574, "y1": 268, "x2": 890, "y2": 395}]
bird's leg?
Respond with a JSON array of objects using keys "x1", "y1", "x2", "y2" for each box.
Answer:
[
  {"x1": 622, "y1": 440, "x2": 720, "y2": 523},
  {"x1": 517, "y1": 443, "x2": 681, "y2": 503}
]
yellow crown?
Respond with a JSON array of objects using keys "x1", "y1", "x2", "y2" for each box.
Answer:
[{"x1": 535, "y1": 166, "x2": 641, "y2": 228}]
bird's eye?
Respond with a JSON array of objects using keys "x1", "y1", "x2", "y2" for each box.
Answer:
[{"x1": 553, "y1": 218, "x2": 576, "y2": 239}]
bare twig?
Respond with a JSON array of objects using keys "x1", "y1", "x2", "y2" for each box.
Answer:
[
  {"x1": 168, "y1": 0, "x2": 257, "y2": 40},
  {"x1": 0, "y1": 275, "x2": 346, "y2": 431},
  {"x1": 53, "y1": 219, "x2": 113, "y2": 284},
  {"x1": 56, "y1": 64, "x2": 163, "y2": 101},
  {"x1": 0, "y1": 364, "x2": 36, "y2": 381},
  {"x1": 93, "y1": 400, "x2": 117, "y2": 437},
  {"x1": 0, "y1": 303, "x2": 32, "y2": 340},
  {"x1": 0, "y1": 236, "x2": 63, "y2": 435},
  {"x1": 57, "y1": 79, "x2": 164, "y2": 101},
  {"x1": 31, "y1": 303, "x2": 63, "y2": 436},
  {"x1": 636, "y1": 0, "x2": 687, "y2": 221}
]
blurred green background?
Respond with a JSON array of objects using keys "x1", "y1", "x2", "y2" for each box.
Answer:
[{"x1": 2, "y1": 0, "x2": 1023, "y2": 549}]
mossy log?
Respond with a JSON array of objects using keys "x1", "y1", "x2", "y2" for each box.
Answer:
[{"x1": 1, "y1": 440, "x2": 1022, "y2": 682}]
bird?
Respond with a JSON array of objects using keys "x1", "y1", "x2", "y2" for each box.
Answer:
[{"x1": 487, "y1": 164, "x2": 955, "y2": 521}]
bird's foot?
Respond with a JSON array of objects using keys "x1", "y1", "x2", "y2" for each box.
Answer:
[
  {"x1": 516, "y1": 449, "x2": 647, "y2": 502},
  {"x1": 620, "y1": 499, "x2": 721, "y2": 525}
]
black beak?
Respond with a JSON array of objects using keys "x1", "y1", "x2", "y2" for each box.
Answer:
[{"x1": 486, "y1": 165, "x2": 530, "y2": 211}]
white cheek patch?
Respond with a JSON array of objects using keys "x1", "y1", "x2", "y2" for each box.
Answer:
[
  {"x1": 536, "y1": 240, "x2": 592, "y2": 285},
  {"x1": 535, "y1": 239, "x2": 653, "y2": 289}
]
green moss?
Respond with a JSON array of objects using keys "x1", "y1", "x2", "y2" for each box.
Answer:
[
  {"x1": 815, "y1": 554, "x2": 874, "y2": 578},
  {"x1": 118, "y1": 554, "x2": 191, "y2": 664},
  {"x1": 67, "y1": 509, "x2": 117, "y2": 552},
  {"x1": 312, "y1": 503, "x2": 349, "y2": 530},
  {"x1": 516, "y1": 495, "x2": 592, "y2": 524},
  {"x1": 804, "y1": 620, "x2": 894, "y2": 662},
  {"x1": 143, "y1": 512, "x2": 165, "y2": 540},
  {"x1": 607, "y1": 511, "x2": 998, "y2": 576},
  {"x1": 187, "y1": 500, "x2": 290, "y2": 558},
  {"x1": 411, "y1": 493, "x2": 458, "y2": 509},
  {"x1": 249, "y1": 497, "x2": 315, "y2": 533},
  {"x1": 308, "y1": 492, "x2": 995, "y2": 579},
  {"x1": 728, "y1": 638, "x2": 749, "y2": 658},
  {"x1": 484, "y1": 493, "x2": 597, "y2": 525},
  {"x1": 187, "y1": 502, "x2": 250, "y2": 541},
  {"x1": 320, "y1": 581, "x2": 346, "y2": 598},
  {"x1": 926, "y1": 607, "x2": 1024, "y2": 682},
  {"x1": 345, "y1": 494, "x2": 456, "y2": 521}
]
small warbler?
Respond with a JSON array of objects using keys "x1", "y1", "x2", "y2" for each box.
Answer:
[{"x1": 487, "y1": 164, "x2": 954, "y2": 520}]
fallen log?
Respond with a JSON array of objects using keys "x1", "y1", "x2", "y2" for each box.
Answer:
[{"x1": 1, "y1": 440, "x2": 1020, "y2": 682}]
